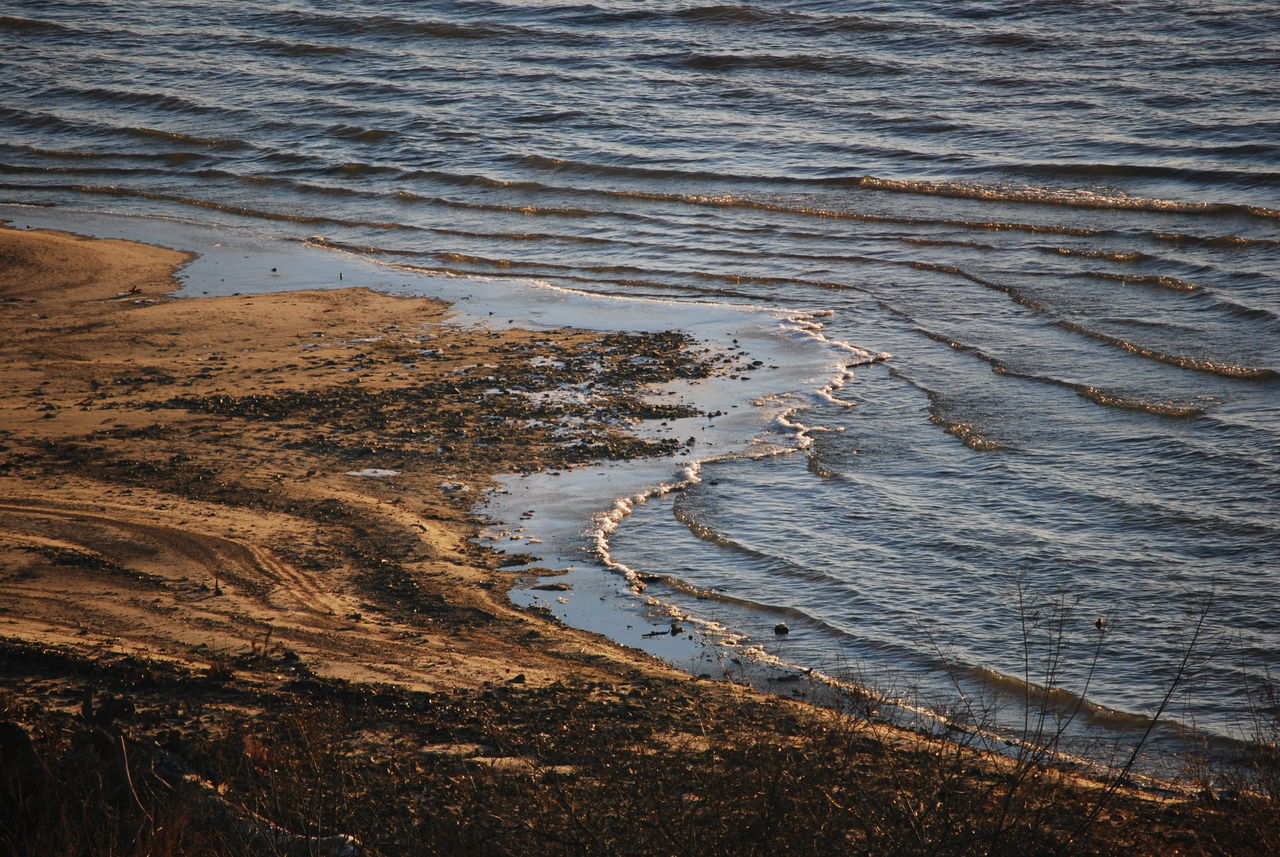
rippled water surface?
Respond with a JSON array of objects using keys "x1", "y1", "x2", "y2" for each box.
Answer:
[{"x1": 3, "y1": 0, "x2": 1278, "y2": 744}]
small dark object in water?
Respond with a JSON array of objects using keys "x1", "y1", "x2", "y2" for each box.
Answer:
[{"x1": 773, "y1": 623, "x2": 790, "y2": 635}]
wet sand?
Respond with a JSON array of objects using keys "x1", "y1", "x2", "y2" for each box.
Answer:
[{"x1": 0, "y1": 224, "x2": 722, "y2": 691}]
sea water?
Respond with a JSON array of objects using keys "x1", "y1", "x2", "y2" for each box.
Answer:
[{"x1": 3, "y1": 0, "x2": 1278, "y2": 759}]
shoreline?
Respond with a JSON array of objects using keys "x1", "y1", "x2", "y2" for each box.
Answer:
[
  {"x1": 0, "y1": 203, "x2": 878, "y2": 683},
  {"x1": 0, "y1": 222, "x2": 719, "y2": 693},
  {"x1": 1, "y1": 223, "x2": 1270, "y2": 855}
]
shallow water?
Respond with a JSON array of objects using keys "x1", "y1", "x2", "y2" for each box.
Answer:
[{"x1": 3, "y1": 0, "x2": 1278, "y2": 750}]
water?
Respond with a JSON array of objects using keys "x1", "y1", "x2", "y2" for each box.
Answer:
[{"x1": 3, "y1": 1, "x2": 1278, "y2": 751}]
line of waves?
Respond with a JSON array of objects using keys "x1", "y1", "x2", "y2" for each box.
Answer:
[
  {"x1": 2, "y1": 144, "x2": 214, "y2": 165},
  {"x1": 246, "y1": 7, "x2": 603, "y2": 48},
  {"x1": 386, "y1": 234, "x2": 1258, "y2": 416},
  {"x1": 15, "y1": 173, "x2": 1264, "y2": 383},
  {"x1": 319, "y1": 237, "x2": 1280, "y2": 387},
  {"x1": 516, "y1": 155, "x2": 1280, "y2": 225},
  {"x1": 651, "y1": 493, "x2": 1228, "y2": 744},
  {"x1": 585, "y1": 187, "x2": 1280, "y2": 248},
  {"x1": 1056, "y1": 320, "x2": 1278, "y2": 381},
  {"x1": 7, "y1": 134, "x2": 1278, "y2": 250},
  {"x1": 924, "y1": 392, "x2": 1014, "y2": 451},
  {"x1": 0, "y1": 104, "x2": 251, "y2": 150},
  {"x1": 641, "y1": 50, "x2": 905, "y2": 77},
  {"x1": 902, "y1": 331, "x2": 1212, "y2": 419},
  {"x1": 0, "y1": 183, "x2": 418, "y2": 231},
  {"x1": 427, "y1": 224, "x2": 1280, "y2": 337},
  {"x1": 910, "y1": 263, "x2": 1279, "y2": 380},
  {"x1": 858, "y1": 176, "x2": 1280, "y2": 220}
]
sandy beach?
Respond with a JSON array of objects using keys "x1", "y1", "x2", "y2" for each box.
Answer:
[
  {"x1": 1, "y1": 225, "x2": 1270, "y2": 856},
  {"x1": 0, "y1": 224, "x2": 728, "y2": 689}
]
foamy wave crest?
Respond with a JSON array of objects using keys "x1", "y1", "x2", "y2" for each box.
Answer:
[
  {"x1": 858, "y1": 176, "x2": 1280, "y2": 220},
  {"x1": 773, "y1": 312, "x2": 889, "y2": 411},
  {"x1": 583, "y1": 315, "x2": 885, "y2": 590},
  {"x1": 1058, "y1": 320, "x2": 1279, "y2": 380},
  {"x1": 588, "y1": 462, "x2": 705, "y2": 589}
]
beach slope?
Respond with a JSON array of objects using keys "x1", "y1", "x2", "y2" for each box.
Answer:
[{"x1": 0, "y1": 225, "x2": 1266, "y2": 857}]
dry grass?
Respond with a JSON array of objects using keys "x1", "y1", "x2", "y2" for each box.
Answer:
[{"x1": 2, "y1": 640, "x2": 1277, "y2": 857}]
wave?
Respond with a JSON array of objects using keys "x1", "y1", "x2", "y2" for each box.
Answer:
[
  {"x1": 671, "y1": 501, "x2": 846, "y2": 587},
  {"x1": 241, "y1": 37, "x2": 354, "y2": 57},
  {"x1": 0, "y1": 105, "x2": 101, "y2": 137},
  {"x1": 1037, "y1": 245, "x2": 1150, "y2": 264},
  {"x1": 646, "y1": 51, "x2": 903, "y2": 77},
  {"x1": 1013, "y1": 159, "x2": 1280, "y2": 191},
  {"x1": 391, "y1": 258, "x2": 763, "y2": 302},
  {"x1": 580, "y1": 185, "x2": 1280, "y2": 248},
  {"x1": 1085, "y1": 283, "x2": 1280, "y2": 330},
  {"x1": 510, "y1": 110, "x2": 586, "y2": 125},
  {"x1": 900, "y1": 329, "x2": 1211, "y2": 419},
  {"x1": 926, "y1": 409, "x2": 1011, "y2": 452},
  {"x1": 515, "y1": 153, "x2": 765, "y2": 185},
  {"x1": 674, "y1": 5, "x2": 794, "y2": 26},
  {"x1": 1076, "y1": 388, "x2": 1208, "y2": 418},
  {"x1": 595, "y1": 188, "x2": 1105, "y2": 237},
  {"x1": 409, "y1": 252, "x2": 767, "y2": 301},
  {"x1": 954, "y1": 664, "x2": 1176, "y2": 737},
  {"x1": 324, "y1": 124, "x2": 397, "y2": 144},
  {"x1": 531, "y1": 3, "x2": 897, "y2": 35},
  {"x1": 887, "y1": 262, "x2": 1279, "y2": 380},
  {"x1": 0, "y1": 15, "x2": 73, "y2": 33},
  {"x1": 857, "y1": 176, "x2": 1280, "y2": 221},
  {"x1": 970, "y1": 30, "x2": 1059, "y2": 51},
  {"x1": 126, "y1": 127, "x2": 248, "y2": 148},
  {"x1": 901, "y1": 237, "x2": 999, "y2": 251},
  {"x1": 1152, "y1": 231, "x2": 1280, "y2": 250},
  {"x1": 431, "y1": 226, "x2": 616, "y2": 246},
  {"x1": 1056, "y1": 320, "x2": 1278, "y2": 380},
  {"x1": 1190, "y1": 292, "x2": 1280, "y2": 328},
  {"x1": 512, "y1": 155, "x2": 1280, "y2": 230},
  {"x1": 0, "y1": 184, "x2": 417, "y2": 231},
  {"x1": 252, "y1": 8, "x2": 600, "y2": 47},
  {"x1": 46, "y1": 84, "x2": 230, "y2": 120},
  {"x1": 398, "y1": 192, "x2": 662, "y2": 224},
  {"x1": 1082, "y1": 271, "x2": 1201, "y2": 291},
  {"x1": 5, "y1": 144, "x2": 212, "y2": 165},
  {"x1": 0, "y1": 162, "x2": 178, "y2": 178}
]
